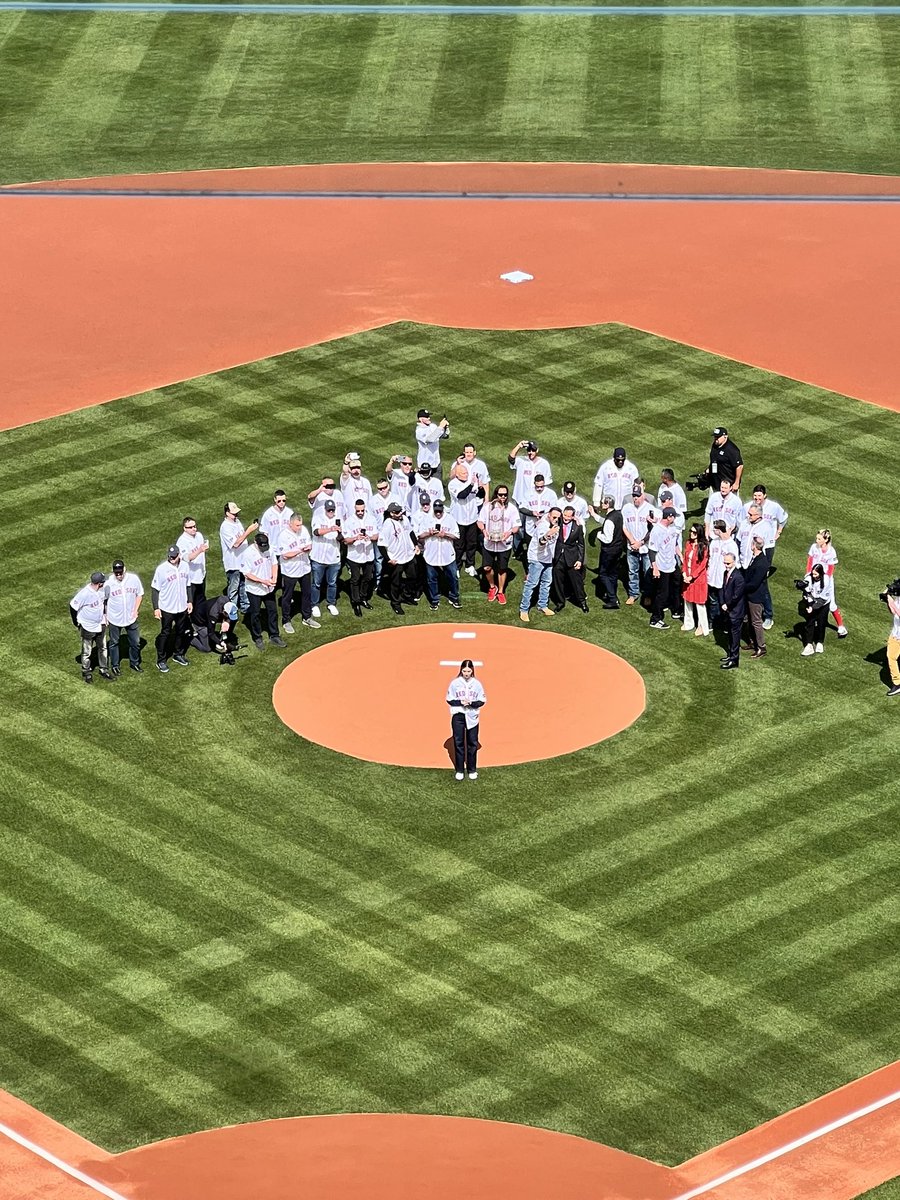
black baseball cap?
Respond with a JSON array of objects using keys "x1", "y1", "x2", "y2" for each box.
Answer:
[
  {"x1": 167, "y1": 545, "x2": 180, "y2": 560},
  {"x1": 713, "y1": 426, "x2": 728, "y2": 437},
  {"x1": 385, "y1": 502, "x2": 402, "y2": 516},
  {"x1": 112, "y1": 559, "x2": 125, "y2": 572},
  {"x1": 433, "y1": 500, "x2": 444, "y2": 512},
  {"x1": 614, "y1": 447, "x2": 626, "y2": 457},
  {"x1": 563, "y1": 481, "x2": 576, "y2": 492},
  {"x1": 419, "y1": 493, "x2": 431, "y2": 505},
  {"x1": 417, "y1": 408, "x2": 431, "y2": 419},
  {"x1": 324, "y1": 500, "x2": 336, "y2": 512},
  {"x1": 90, "y1": 570, "x2": 106, "y2": 584},
  {"x1": 662, "y1": 507, "x2": 677, "y2": 519}
]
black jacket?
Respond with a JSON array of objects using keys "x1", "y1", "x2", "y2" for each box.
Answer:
[
  {"x1": 554, "y1": 520, "x2": 585, "y2": 568},
  {"x1": 721, "y1": 567, "x2": 747, "y2": 615},
  {"x1": 742, "y1": 554, "x2": 770, "y2": 603}
]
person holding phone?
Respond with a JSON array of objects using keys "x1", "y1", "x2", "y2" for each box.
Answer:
[{"x1": 446, "y1": 660, "x2": 486, "y2": 781}]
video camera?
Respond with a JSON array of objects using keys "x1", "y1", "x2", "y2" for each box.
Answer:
[
  {"x1": 685, "y1": 471, "x2": 712, "y2": 493},
  {"x1": 794, "y1": 578, "x2": 810, "y2": 592},
  {"x1": 879, "y1": 578, "x2": 900, "y2": 602}
]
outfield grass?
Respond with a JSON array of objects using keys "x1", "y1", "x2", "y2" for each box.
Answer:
[
  {"x1": 3, "y1": 10, "x2": 900, "y2": 183},
  {"x1": 1, "y1": 324, "x2": 897, "y2": 1158}
]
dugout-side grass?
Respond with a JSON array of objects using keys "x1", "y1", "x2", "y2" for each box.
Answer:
[
  {"x1": 1, "y1": 325, "x2": 898, "y2": 1162},
  {"x1": 4, "y1": 11, "x2": 900, "y2": 184}
]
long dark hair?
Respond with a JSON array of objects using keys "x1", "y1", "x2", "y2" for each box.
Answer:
[
  {"x1": 457, "y1": 659, "x2": 476, "y2": 676},
  {"x1": 689, "y1": 522, "x2": 708, "y2": 563}
]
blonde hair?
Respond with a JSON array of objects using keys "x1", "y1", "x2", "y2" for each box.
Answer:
[{"x1": 817, "y1": 528, "x2": 832, "y2": 544}]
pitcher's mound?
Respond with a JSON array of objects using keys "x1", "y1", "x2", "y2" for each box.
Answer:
[{"x1": 273, "y1": 624, "x2": 645, "y2": 767}]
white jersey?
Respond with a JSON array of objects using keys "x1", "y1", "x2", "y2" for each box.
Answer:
[
  {"x1": 459, "y1": 456, "x2": 490, "y2": 488},
  {"x1": 309, "y1": 492, "x2": 346, "y2": 522},
  {"x1": 622, "y1": 500, "x2": 658, "y2": 550},
  {"x1": 519, "y1": 487, "x2": 559, "y2": 536},
  {"x1": 369, "y1": 492, "x2": 388, "y2": 527},
  {"x1": 378, "y1": 517, "x2": 416, "y2": 564},
  {"x1": 479, "y1": 500, "x2": 521, "y2": 553},
  {"x1": 259, "y1": 504, "x2": 295, "y2": 547},
  {"x1": 527, "y1": 516, "x2": 558, "y2": 565},
  {"x1": 593, "y1": 458, "x2": 640, "y2": 509},
  {"x1": 340, "y1": 473, "x2": 373, "y2": 507},
  {"x1": 888, "y1": 597, "x2": 900, "y2": 641},
  {"x1": 104, "y1": 571, "x2": 144, "y2": 626},
  {"x1": 803, "y1": 571, "x2": 834, "y2": 607},
  {"x1": 510, "y1": 455, "x2": 552, "y2": 506},
  {"x1": 71, "y1": 584, "x2": 105, "y2": 633},
  {"x1": 388, "y1": 469, "x2": 415, "y2": 513},
  {"x1": 705, "y1": 492, "x2": 743, "y2": 533},
  {"x1": 559, "y1": 493, "x2": 589, "y2": 526},
  {"x1": 177, "y1": 530, "x2": 208, "y2": 583},
  {"x1": 415, "y1": 512, "x2": 459, "y2": 567},
  {"x1": 449, "y1": 476, "x2": 483, "y2": 526},
  {"x1": 648, "y1": 522, "x2": 681, "y2": 573},
  {"x1": 310, "y1": 517, "x2": 342, "y2": 566},
  {"x1": 737, "y1": 517, "x2": 776, "y2": 566},
  {"x1": 277, "y1": 525, "x2": 312, "y2": 578},
  {"x1": 746, "y1": 496, "x2": 789, "y2": 532},
  {"x1": 410, "y1": 475, "x2": 445, "y2": 509},
  {"x1": 446, "y1": 676, "x2": 486, "y2": 731},
  {"x1": 708, "y1": 536, "x2": 739, "y2": 588},
  {"x1": 151, "y1": 559, "x2": 191, "y2": 613},
  {"x1": 415, "y1": 421, "x2": 448, "y2": 468},
  {"x1": 808, "y1": 541, "x2": 838, "y2": 573},
  {"x1": 244, "y1": 547, "x2": 277, "y2": 596},
  {"x1": 220, "y1": 518, "x2": 248, "y2": 572},
  {"x1": 343, "y1": 515, "x2": 379, "y2": 564},
  {"x1": 658, "y1": 483, "x2": 687, "y2": 515}
]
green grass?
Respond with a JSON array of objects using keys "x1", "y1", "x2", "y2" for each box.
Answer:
[
  {"x1": 3, "y1": 11, "x2": 900, "y2": 183},
  {"x1": 1, "y1": 323, "x2": 898, "y2": 1158}
]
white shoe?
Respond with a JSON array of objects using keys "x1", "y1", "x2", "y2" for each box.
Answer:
[
  {"x1": 815, "y1": 642, "x2": 824, "y2": 654},
  {"x1": 801, "y1": 644, "x2": 815, "y2": 656},
  {"x1": 837, "y1": 626, "x2": 849, "y2": 638},
  {"x1": 302, "y1": 617, "x2": 321, "y2": 629},
  {"x1": 311, "y1": 605, "x2": 321, "y2": 618},
  {"x1": 327, "y1": 604, "x2": 339, "y2": 616},
  {"x1": 468, "y1": 771, "x2": 478, "y2": 780},
  {"x1": 465, "y1": 566, "x2": 477, "y2": 577},
  {"x1": 762, "y1": 618, "x2": 774, "y2": 630},
  {"x1": 455, "y1": 772, "x2": 465, "y2": 781},
  {"x1": 282, "y1": 622, "x2": 295, "y2": 634}
]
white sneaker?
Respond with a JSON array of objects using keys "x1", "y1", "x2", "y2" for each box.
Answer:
[
  {"x1": 801, "y1": 644, "x2": 815, "y2": 656},
  {"x1": 302, "y1": 617, "x2": 321, "y2": 629},
  {"x1": 815, "y1": 642, "x2": 824, "y2": 654},
  {"x1": 311, "y1": 605, "x2": 321, "y2": 618},
  {"x1": 327, "y1": 604, "x2": 339, "y2": 616},
  {"x1": 282, "y1": 622, "x2": 295, "y2": 634},
  {"x1": 455, "y1": 772, "x2": 465, "y2": 781},
  {"x1": 762, "y1": 618, "x2": 774, "y2": 630},
  {"x1": 468, "y1": 771, "x2": 478, "y2": 780},
  {"x1": 465, "y1": 566, "x2": 477, "y2": 577},
  {"x1": 838, "y1": 626, "x2": 849, "y2": 638}
]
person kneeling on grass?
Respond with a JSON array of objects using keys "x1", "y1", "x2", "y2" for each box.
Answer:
[{"x1": 446, "y1": 660, "x2": 486, "y2": 781}]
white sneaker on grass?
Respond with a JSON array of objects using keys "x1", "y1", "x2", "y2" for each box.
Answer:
[
  {"x1": 762, "y1": 618, "x2": 774, "y2": 630},
  {"x1": 302, "y1": 617, "x2": 321, "y2": 629},
  {"x1": 837, "y1": 626, "x2": 849, "y2": 638},
  {"x1": 815, "y1": 643, "x2": 824, "y2": 654},
  {"x1": 801, "y1": 644, "x2": 815, "y2": 656},
  {"x1": 465, "y1": 566, "x2": 477, "y2": 577},
  {"x1": 311, "y1": 605, "x2": 321, "y2": 618},
  {"x1": 283, "y1": 622, "x2": 295, "y2": 634},
  {"x1": 327, "y1": 603, "x2": 340, "y2": 617},
  {"x1": 468, "y1": 771, "x2": 478, "y2": 780},
  {"x1": 455, "y1": 772, "x2": 465, "y2": 781}
]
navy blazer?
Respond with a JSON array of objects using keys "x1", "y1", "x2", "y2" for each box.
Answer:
[{"x1": 721, "y1": 567, "x2": 747, "y2": 614}]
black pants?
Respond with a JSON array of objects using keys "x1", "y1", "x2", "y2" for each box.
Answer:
[
  {"x1": 190, "y1": 579, "x2": 208, "y2": 627},
  {"x1": 552, "y1": 562, "x2": 586, "y2": 608},
  {"x1": 803, "y1": 604, "x2": 829, "y2": 645},
  {"x1": 455, "y1": 522, "x2": 479, "y2": 568},
  {"x1": 388, "y1": 558, "x2": 418, "y2": 604},
  {"x1": 248, "y1": 591, "x2": 278, "y2": 640},
  {"x1": 155, "y1": 610, "x2": 190, "y2": 662},
  {"x1": 651, "y1": 571, "x2": 675, "y2": 622},
  {"x1": 281, "y1": 574, "x2": 312, "y2": 622},
  {"x1": 597, "y1": 547, "x2": 623, "y2": 602},
  {"x1": 108, "y1": 621, "x2": 141, "y2": 669},
  {"x1": 451, "y1": 713, "x2": 479, "y2": 772},
  {"x1": 726, "y1": 609, "x2": 745, "y2": 661},
  {"x1": 349, "y1": 559, "x2": 375, "y2": 605}
]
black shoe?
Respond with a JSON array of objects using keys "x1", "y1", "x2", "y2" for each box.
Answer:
[
  {"x1": 270, "y1": 636, "x2": 287, "y2": 647},
  {"x1": 554, "y1": 604, "x2": 565, "y2": 614},
  {"x1": 580, "y1": 602, "x2": 590, "y2": 613},
  {"x1": 887, "y1": 684, "x2": 900, "y2": 697},
  {"x1": 721, "y1": 658, "x2": 739, "y2": 670},
  {"x1": 448, "y1": 599, "x2": 462, "y2": 609},
  {"x1": 429, "y1": 603, "x2": 439, "y2": 611},
  {"x1": 130, "y1": 663, "x2": 144, "y2": 673},
  {"x1": 602, "y1": 601, "x2": 620, "y2": 610},
  {"x1": 750, "y1": 649, "x2": 767, "y2": 659},
  {"x1": 82, "y1": 672, "x2": 93, "y2": 684},
  {"x1": 406, "y1": 597, "x2": 419, "y2": 606},
  {"x1": 172, "y1": 654, "x2": 189, "y2": 666},
  {"x1": 254, "y1": 638, "x2": 265, "y2": 651},
  {"x1": 361, "y1": 600, "x2": 372, "y2": 610},
  {"x1": 99, "y1": 669, "x2": 115, "y2": 680},
  {"x1": 352, "y1": 604, "x2": 362, "y2": 617},
  {"x1": 110, "y1": 665, "x2": 121, "y2": 677},
  {"x1": 156, "y1": 661, "x2": 169, "y2": 673}
]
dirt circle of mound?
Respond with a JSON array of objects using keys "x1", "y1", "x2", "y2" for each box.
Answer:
[{"x1": 272, "y1": 624, "x2": 644, "y2": 767}]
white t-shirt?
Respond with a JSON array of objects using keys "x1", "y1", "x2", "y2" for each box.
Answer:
[
  {"x1": 177, "y1": 530, "x2": 208, "y2": 583},
  {"x1": 259, "y1": 503, "x2": 295, "y2": 547},
  {"x1": 446, "y1": 676, "x2": 486, "y2": 730},
  {"x1": 415, "y1": 512, "x2": 459, "y2": 567},
  {"x1": 151, "y1": 559, "x2": 191, "y2": 613},
  {"x1": 648, "y1": 522, "x2": 681, "y2": 573},
  {"x1": 369, "y1": 492, "x2": 389, "y2": 526},
  {"x1": 71, "y1": 584, "x2": 105, "y2": 633},
  {"x1": 593, "y1": 458, "x2": 640, "y2": 509},
  {"x1": 378, "y1": 517, "x2": 416, "y2": 564},
  {"x1": 527, "y1": 517, "x2": 558, "y2": 565},
  {"x1": 410, "y1": 475, "x2": 446, "y2": 510},
  {"x1": 459, "y1": 456, "x2": 490, "y2": 488},
  {"x1": 220, "y1": 517, "x2": 248, "y2": 572},
  {"x1": 415, "y1": 421, "x2": 448, "y2": 468},
  {"x1": 708, "y1": 536, "x2": 739, "y2": 587},
  {"x1": 311, "y1": 516, "x2": 342, "y2": 566},
  {"x1": 277, "y1": 525, "x2": 312, "y2": 578},
  {"x1": 558, "y1": 493, "x2": 589, "y2": 526},
  {"x1": 888, "y1": 597, "x2": 900, "y2": 641},
  {"x1": 520, "y1": 487, "x2": 559, "y2": 536},
  {"x1": 705, "y1": 492, "x2": 743, "y2": 533},
  {"x1": 622, "y1": 500, "x2": 658, "y2": 550},
  {"x1": 343, "y1": 515, "x2": 379, "y2": 564},
  {"x1": 479, "y1": 500, "x2": 521, "y2": 553},
  {"x1": 510, "y1": 455, "x2": 552, "y2": 506},
  {"x1": 243, "y1": 547, "x2": 277, "y2": 596},
  {"x1": 340, "y1": 473, "x2": 373, "y2": 507},
  {"x1": 104, "y1": 572, "x2": 144, "y2": 626}
]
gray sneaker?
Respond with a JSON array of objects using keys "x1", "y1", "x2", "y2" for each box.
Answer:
[
  {"x1": 254, "y1": 638, "x2": 265, "y2": 651},
  {"x1": 282, "y1": 622, "x2": 295, "y2": 634},
  {"x1": 270, "y1": 636, "x2": 287, "y2": 647},
  {"x1": 302, "y1": 618, "x2": 321, "y2": 629}
]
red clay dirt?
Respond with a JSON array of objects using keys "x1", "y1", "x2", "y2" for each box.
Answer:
[
  {"x1": 272, "y1": 623, "x2": 645, "y2": 767},
  {"x1": 3, "y1": 162, "x2": 900, "y2": 432}
]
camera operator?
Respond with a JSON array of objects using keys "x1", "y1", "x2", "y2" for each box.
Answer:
[
  {"x1": 708, "y1": 427, "x2": 743, "y2": 493},
  {"x1": 880, "y1": 580, "x2": 900, "y2": 697},
  {"x1": 796, "y1": 564, "x2": 833, "y2": 656}
]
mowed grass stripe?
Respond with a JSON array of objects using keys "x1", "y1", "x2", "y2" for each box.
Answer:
[
  {"x1": 802, "y1": 16, "x2": 895, "y2": 147},
  {"x1": 498, "y1": 16, "x2": 591, "y2": 135},
  {"x1": 344, "y1": 15, "x2": 451, "y2": 133},
  {"x1": 660, "y1": 17, "x2": 741, "y2": 137}
]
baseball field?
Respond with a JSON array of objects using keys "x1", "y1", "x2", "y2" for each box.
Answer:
[{"x1": 1, "y1": 4, "x2": 899, "y2": 1199}]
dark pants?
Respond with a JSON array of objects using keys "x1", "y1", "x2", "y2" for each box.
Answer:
[
  {"x1": 281, "y1": 574, "x2": 312, "y2": 622},
  {"x1": 552, "y1": 562, "x2": 586, "y2": 608},
  {"x1": 248, "y1": 591, "x2": 278, "y2": 640},
  {"x1": 803, "y1": 605, "x2": 829, "y2": 646},
  {"x1": 190, "y1": 579, "x2": 208, "y2": 627},
  {"x1": 388, "y1": 558, "x2": 418, "y2": 604},
  {"x1": 597, "y1": 547, "x2": 623, "y2": 603},
  {"x1": 155, "y1": 610, "x2": 190, "y2": 663},
  {"x1": 455, "y1": 522, "x2": 479, "y2": 568},
  {"x1": 762, "y1": 547, "x2": 775, "y2": 621},
  {"x1": 745, "y1": 600, "x2": 766, "y2": 651},
  {"x1": 726, "y1": 609, "x2": 745, "y2": 661},
  {"x1": 108, "y1": 621, "x2": 140, "y2": 669},
  {"x1": 451, "y1": 713, "x2": 479, "y2": 772},
  {"x1": 708, "y1": 585, "x2": 722, "y2": 623},
  {"x1": 651, "y1": 571, "x2": 675, "y2": 622},
  {"x1": 349, "y1": 559, "x2": 375, "y2": 605}
]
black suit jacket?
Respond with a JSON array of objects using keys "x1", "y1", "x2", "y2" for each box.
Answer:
[
  {"x1": 554, "y1": 521, "x2": 585, "y2": 568},
  {"x1": 721, "y1": 567, "x2": 747, "y2": 615}
]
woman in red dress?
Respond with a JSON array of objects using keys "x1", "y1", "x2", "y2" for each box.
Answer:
[{"x1": 681, "y1": 523, "x2": 710, "y2": 636}]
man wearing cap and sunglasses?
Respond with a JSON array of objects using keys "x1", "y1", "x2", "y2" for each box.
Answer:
[
  {"x1": 70, "y1": 570, "x2": 114, "y2": 684},
  {"x1": 592, "y1": 448, "x2": 640, "y2": 513},
  {"x1": 151, "y1": 545, "x2": 193, "y2": 672},
  {"x1": 708, "y1": 427, "x2": 743, "y2": 492},
  {"x1": 310, "y1": 498, "x2": 342, "y2": 618},
  {"x1": 559, "y1": 481, "x2": 589, "y2": 528},
  {"x1": 104, "y1": 558, "x2": 144, "y2": 674},
  {"x1": 220, "y1": 501, "x2": 258, "y2": 615},
  {"x1": 416, "y1": 497, "x2": 461, "y2": 610},
  {"x1": 379, "y1": 502, "x2": 420, "y2": 614},
  {"x1": 415, "y1": 409, "x2": 450, "y2": 477}
]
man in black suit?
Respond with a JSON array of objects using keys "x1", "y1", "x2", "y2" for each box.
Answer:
[
  {"x1": 553, "y1": 506, "x2": 589, "y2": 613},
  {"x1": 719, "y1": 552, "x2": 746, "y2": 669}
]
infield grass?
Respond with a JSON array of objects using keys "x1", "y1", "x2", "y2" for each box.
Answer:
[{"x1": 1, "y1": 324, "x2": 898, "y2": 1158}]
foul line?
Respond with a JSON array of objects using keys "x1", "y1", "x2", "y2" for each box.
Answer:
[
  {"x1": 0, "y1": 1120, "x2": 130, "y2": 1200},
  {"x1": 4, "y1": 2, "x2": 900, "y2": 15},
  {"x1": 3, "y1": 188, "x2": 900, "y2": 202},
  {"x1": 671, "y1": 1086, "x2": 900, "y2": 1200}
]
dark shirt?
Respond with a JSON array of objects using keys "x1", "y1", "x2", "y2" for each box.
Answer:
[
  {"x1": 708, "y1": 439, "x2": 743, "y2": 486},
  {"x1": 742, "y1": 554, "x2": 770, "y2": 603}
]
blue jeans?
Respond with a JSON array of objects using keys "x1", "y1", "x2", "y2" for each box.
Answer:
[
  {"x1": 520, "y1": 560, "x2": 553, "y2": 612},
  {"x1": 108, "y1": 621, "x2": 140, "y2": 669},
  {"x1": 762, "y1": 547, "x2": 775, "y2": 621},
  {"x1": 627, "y1": 551, "x2": 650, "y2": 599},
  {"x1": 425, "y1": 561, "x2": 459, "y2": 604},
  {"x1": 311, "y1": 560, "x2": 339, "y2": 605},
  {"x1": 225, "y1": 569, "x2": 248, "y2": 613}
]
